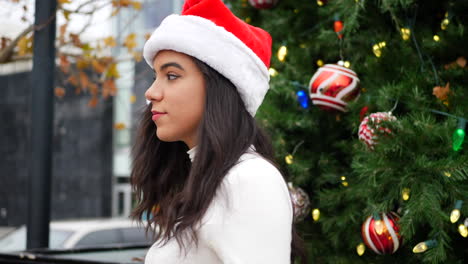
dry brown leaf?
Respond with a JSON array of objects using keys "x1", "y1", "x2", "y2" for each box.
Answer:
[
  {"x1": 433, "y1": 82, "x2": 451, "y2": 101},
  {"x1": 132, "y1": 1, "x2": 142, "y2": 10},
  {"x1": 59, "y1": 55, "x2": 70, "y2": 73},
  {"x1": 456, "y1": 57, "x2": 467, "y2": 68},
  {"x1": 69, "y1": 33, "x2": 81, "y2": 47},
  {"x1": 76, "y1": 58, "x2": 89, "y2": 69},
  {"x1": 89, "y1": 82, "x2": 98, "y2": 95},
  {"x1": 123, "y1": 33, "x2": 137, "y2": 52},
  {"x1": 54, "y1": 87, "x2": 66, "y2": 98},
  {"x1": 92, "y1": 59, "x2": 105, "y2": 74},
  {"x1": 67, "y1": 75, "x2": 79, "y2": 86},
  {"x1": 102, "y1": 79, "x2": 117, "y2": 98},
  {"x1": 114, "y1": 122, "x2": 127, "y2": 130},
  {"x1": 88, "y1": 96, "x2": 98, "y2": 107},
  {"x1": 106, "y1": 63, "x2": 120, "y2": 78},
  {"x1": 17, "y1": 35, "x2": 32, "y2": 56},
  {"x1": 79, "y1": 71, "x2": 89, "y2": 90},
  {"x1": 103, "y1": 36, "x2": 117, "y2": 47}
]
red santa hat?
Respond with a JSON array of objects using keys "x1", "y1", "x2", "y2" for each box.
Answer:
[{"x1": 143, "y1": 0, "x2": 272, "y2": 116}]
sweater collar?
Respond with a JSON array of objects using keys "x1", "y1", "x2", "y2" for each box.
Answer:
[
  {"x1": 186, "y1": 145, "x2": 257, "y2": 163},
  {"x1": 187, "y1": 146, "x2": 198, "y2": 163}
]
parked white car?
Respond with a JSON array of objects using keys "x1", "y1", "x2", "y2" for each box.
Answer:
[{"x1": 0, "y1": 218, "x2": 153, "y2": 252}]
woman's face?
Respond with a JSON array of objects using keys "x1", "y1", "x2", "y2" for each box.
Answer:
[{"x1": 145, "y1": 50, "x2": 206, "y2": 149}]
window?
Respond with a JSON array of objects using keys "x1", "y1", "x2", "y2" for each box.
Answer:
[
  {"x1": 74, "y1": 229, "x2": 122, "y2": 247},
  {"x1": 121, "y1": 227, "x2": 152, "y2": 244}
]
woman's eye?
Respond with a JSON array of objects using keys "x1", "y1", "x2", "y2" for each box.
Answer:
[{"x1": 167, "y1": 74, "x2": 179, "y2": 80}]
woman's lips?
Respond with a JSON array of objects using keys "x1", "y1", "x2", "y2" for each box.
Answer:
[{"x1": 151, "y1": 111, "x2": 167, "y2": 121}]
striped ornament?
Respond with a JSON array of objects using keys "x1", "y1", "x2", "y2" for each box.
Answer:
[
  {"x1": 361, "y1": 212, "x2": 402, "y2": 254},
  {"x1": 358, "y1": 112, "x2": 397, "y2": 149},
  {"x1": 308, "y1": 64, "x2": 360, "y2": 112},
  {"x1": 248, "y1": 0, "x2": 279, "y2": 9}
]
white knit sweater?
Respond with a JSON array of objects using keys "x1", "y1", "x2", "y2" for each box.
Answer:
[{"x1": 144, "y1": 146, "x2": 293, "y2": 264}]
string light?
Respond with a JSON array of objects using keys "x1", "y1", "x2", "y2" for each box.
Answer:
[
  {"x1": 433, "y1": 35, "x2": 440, "y2": 42},
  {"x1": 402, "y1": 188, "x2": 410, "y2": 201},
  {"x1": 458, "y1": 224, "x2": 468, "y2": 237},
  {"x1": 316, "y1": 0, "x2": 325, "y2": 7},
  {"x1": 400, "y1": 28, "x2": 411, "y2": 40},
  {"x1": 356, "y1": 243, "x2": 366, "y2": 256},
  {"x1": 341, "y1": 176, "x2": 348, "y2": 187},
  {"x1": 453, "y1": 119, "x2": 466, "y2": 151},
  {"x1": 285, "y1": 154, "x2": 294, "y2": 165},
  {"x1": 372, "y1": 41, "x2": 386, "y2": 57},
  {"x1": 244, "y1": 17, "x2": 251, "y2": 24},
  {"x1": 277, "y1": 45, "x2": 288, "y2": 62},
  {"x1": 269, "y1": 68, "x2": 279, "y2": 77},
  {"x1": 441, "y1": 12, "x2": 450, "y2": 30},
  {"x1": 413, "y1": 239, "x2": 437, "y2": 253},
  {"x1": 312, "y1": 208, "x2": 320, "y2": 221},
  {"x1": 296, "y1": 90, "x2": 309, "y2": 109},
  {"x1": 450, "y1": 200, "x2": 463, "y2": 223},
  {"x1": 343, "y1": 61, "x2": 351, "y2": 68}
]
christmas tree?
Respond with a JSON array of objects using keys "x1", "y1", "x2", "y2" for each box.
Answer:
[{"x1": 227, "y1": 0, "x2": 467, "y2": 263}]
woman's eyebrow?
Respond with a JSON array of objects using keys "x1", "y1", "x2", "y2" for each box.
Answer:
[{"x1": 159, "y1": 62, "x2": 185, "y2": 71}]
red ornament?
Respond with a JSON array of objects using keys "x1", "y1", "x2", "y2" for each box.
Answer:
[
  {"x1": 248, "y1": 0, "x2": 279, "y2": 9},
  {"x1": 308, "y1": 64, "x2": 360, "y2": 112},
  {"x1": 334, "y1": 20, "x2": 344, "y2": 39},
  {"x1": 359, "y1": 106, "x2": 369, "y2": 122},
  {"x1": 361, "y1": 212, "x2": 402, "y2": 254},
  {"x1": 358, "y1": 112, "x2": 397, "y2": 149}
]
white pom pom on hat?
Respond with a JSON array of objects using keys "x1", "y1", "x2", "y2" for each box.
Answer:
[{"x1": 143, "y1": 0, "x2": 272, "y2": 116}]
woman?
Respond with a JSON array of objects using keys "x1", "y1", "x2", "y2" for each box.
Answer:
[{"x1": 131, "y1": 0, "x2": 306, "y2": 263}]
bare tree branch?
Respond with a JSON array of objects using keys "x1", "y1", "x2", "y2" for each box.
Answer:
[{"x1": 0, "y1": 24, "x2": 33, "y2": 63}]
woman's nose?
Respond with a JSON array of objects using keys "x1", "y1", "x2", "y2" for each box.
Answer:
[{"x1": 145, "y1": 81, "x2": 163, "y2": 102}]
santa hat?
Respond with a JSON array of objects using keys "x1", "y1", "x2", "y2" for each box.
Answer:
[{"x1": 143, "y1": 0, "x2": 272, "y2": 116}]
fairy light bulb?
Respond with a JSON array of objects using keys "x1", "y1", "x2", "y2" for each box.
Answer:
[
  {"x1": 285, "y1": 154, "x2": 293, "y2": 165},
  {"x1": 341, "y1": 176, "x2": 348, "y2": 187},
  {"x1": 372, "y1": 41, "x2": 386, "y2": 57},
  {"x1": 356, "y1": 243, "x2": 365, "y2": 256},
  {"x1": 269, "y1": 68, "x2": 278, "y2": 77},
  {"x1": 277, "y1": 45, "x2": 288, "y2": 62},
  {"x1": 451, "y1": 200, "x2": 463, "y2": 223},
  {"x1": 433, "y1": 35, "x2": 440, "y2": 42},
  {"x1": 316, "y1": 59, "x2": 324, "y2": 67},
  {"x1": 400, "y1": 28, "x2": 411, "y2": 40},
  {"x1": 413, "y1": 240, "x2": 437, "y2": 253},
  {"x1": 317, "y1": 0, "x2": 325, "y2": 6},
  {"x1": 312, "y1": 208, "x2": 320, "y2": 221},
  {"x1": 296, "y1": 90, "x2": 309, "y2": 109},
  {"x1": 344, "y1": 61, "x2": 351, "y2": 68},
  {"x1": 402, "y1": 188, "x2": 410, "y2": 201},
  {"x1": 441, "y1": 12, "x2": 450, "y2": 30},
  {"x1": 458, "y1": 224, "x2": 468, "y2": 237},
  {"x1": 453, "y1": 119, "x2": 466, "y2": 152}
]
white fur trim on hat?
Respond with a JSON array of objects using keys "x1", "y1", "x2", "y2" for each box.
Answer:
[{"x1": 143, "y1": 14, "x2": 270, "y2": 116}]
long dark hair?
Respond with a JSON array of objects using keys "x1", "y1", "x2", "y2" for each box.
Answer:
[{"x1": 131, "y1": 56, "x2": 307, "y2": 263}]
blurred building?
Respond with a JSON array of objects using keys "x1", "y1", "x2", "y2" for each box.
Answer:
[{"x1": 0, "y1": 0, "x2": 182, "y2": 227}]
